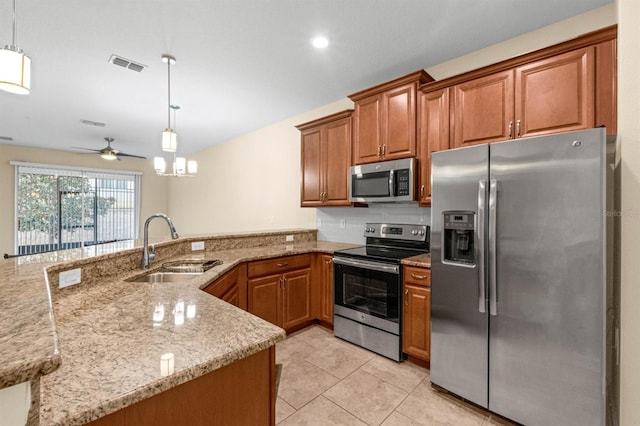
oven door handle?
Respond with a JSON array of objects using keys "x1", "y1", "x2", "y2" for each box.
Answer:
[{"x1": 333, "y1": 257, "x2": 400, "y2": 274}]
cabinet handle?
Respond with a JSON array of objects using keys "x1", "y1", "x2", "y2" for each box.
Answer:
[
  {"x1": 508, "y1": 121, "x2": 513, "y2": 138},
  {"x1": 377, "y1": 145, "x2": 382, "y2": 156},
  {"x1": 279, "y1": 276, "x2": 284, "y2": 289},
  {"x1": 404, "y1": 289, "x2": 409, "y2": 305},
  {"x1": 411, "y1": 273, "x2": 427, "y2": 280},
  {"x1": 382, "y1": 144, "x2": 386, "y2": 156},
  {"x1": 516, "y1": 119, "x2": 521, "y2": 137},
  {"x1": 420, "y1": 185, "x2": 425, "y2": 199},
  {"x1": 283, "y1": 277, "x2": 287, "y2": 290},
  {"x1": 277, "y1": 262, "x2": 288, "y2": 268}
]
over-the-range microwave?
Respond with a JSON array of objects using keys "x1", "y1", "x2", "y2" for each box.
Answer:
[{"x1": 349, "y1": 158, "x2": 417, "y2": 203}]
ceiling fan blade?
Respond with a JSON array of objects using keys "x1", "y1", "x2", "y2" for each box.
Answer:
[
  {"x1": 72, "y1": 146, "x2": 102, "y2": 153},
  {"x1": 117, "y1": 152, "x2": 147, "y2": 159}
]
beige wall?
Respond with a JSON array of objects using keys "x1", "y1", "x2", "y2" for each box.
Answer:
[
  {"x1": 167, "y1": 98, "x2": 353, "y2": 235},
  {"x1": 618, "y1": 0, "x2": 639, "y2": 424},
  {"x1": 0, "y1": 144, "x2": 170, "y2": 256}
]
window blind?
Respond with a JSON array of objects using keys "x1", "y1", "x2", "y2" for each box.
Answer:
[{"x1": 11, "y1": 161, "x2": 142, "y2": 256}]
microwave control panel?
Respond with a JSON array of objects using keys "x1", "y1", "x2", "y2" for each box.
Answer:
[{"x1": 395, "y1": 169, "x2": 410, "y2": 196}]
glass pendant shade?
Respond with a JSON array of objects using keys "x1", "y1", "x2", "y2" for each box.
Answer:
[
  {"x1": 0, "y1": 47, "x2": 30, "y2": 95},
  {"x1": 162, "y1": 129, "x2": 177, "y2": 152},
  {"x1": 101, "y1": 152, "x2": 118, "y2": 161},
  {"x1": 154, "y1": 157, "x2": 166, "y2": 173},
  {"x1": 175, "y1": 157, "x2": 186, "y2": 175}
]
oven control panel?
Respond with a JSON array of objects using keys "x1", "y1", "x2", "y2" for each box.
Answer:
[{"x1": 363, "y1": 223, "x2": 429, "y2": 242}]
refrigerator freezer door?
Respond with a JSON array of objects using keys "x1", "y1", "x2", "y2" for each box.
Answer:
[
  {"x1": 431, "y1": 144, "x2": 489, "y2": 408},
  {"x1": 488, "y1": 128, "x2": 606, "y2": 425}
]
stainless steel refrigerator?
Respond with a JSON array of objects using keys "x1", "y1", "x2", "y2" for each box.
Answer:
[{"x1": 430, "y1": 128, "x2": 617, "y2": 425}]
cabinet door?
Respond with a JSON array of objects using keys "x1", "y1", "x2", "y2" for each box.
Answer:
[
  {"x1": 300, "y1": 127, "x2": 323, "y2": 206},
  {"x1": 515, "y1": 47, "x2": 595, "y2": 138},
  {"x1": 452, "y1": 70, "x2": 514, "y2": 148},
  {"x1": 594, "y1": 39, "x2": 617, "y2": 135},
  {"x1": 316, "y1": 254, "x2": 334, "y2": 325},
  {"x1": 353, "y1": 95, "x2": 382, "y2": 164},
  {"x1": 323, "y1": 117, "x2": 352, "y2": 206},
  {"x1": 282, "y1": 268, "x2": 312, "y2": 331},
  {"x1": 402, "y1": 283, "x2": 431, "y2": 362},
  {"x1": 418, "y1": 88, "x2": 450, "y2": 206},
  {"x1": 248, "y1": 274, "x2": 281, "y2": 327},
  {"x1": 383, "y1": 83, "x2": 417, "y2": 160}
]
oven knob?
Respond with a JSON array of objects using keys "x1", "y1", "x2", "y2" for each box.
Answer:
[
  {"x1": 411, "y1": 230, "x2": 418, "y2": 236},
  {"x1": 419, "y1": 230, "x2": 425, "y2": 236}
]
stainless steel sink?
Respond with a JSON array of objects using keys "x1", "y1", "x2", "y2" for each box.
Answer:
[
  {"x1": 126, "y1": 271, "x2": 204, "y2": 283},
  {"x1": 126, "y1": 259, "x2": 223, "y2": 283}
]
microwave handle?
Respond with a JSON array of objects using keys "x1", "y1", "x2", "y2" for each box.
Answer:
[{"x1": 389, "y1": 169, "x2": 395, "y2": 197}]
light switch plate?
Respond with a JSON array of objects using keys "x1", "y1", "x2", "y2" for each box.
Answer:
[
  {"x1": 59, "y1": 268, "x2": 81, "y2": 288},
  {"x1": 285, "y1": 235, "x2": 294, "y2": 242},
  {"x1": 191, "y1": 241, "x2": 205, "y2": 251}
]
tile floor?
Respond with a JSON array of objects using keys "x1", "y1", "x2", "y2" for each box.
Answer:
[{"x1": 275, "y1": 325, "x2": 517, "y2": 426}]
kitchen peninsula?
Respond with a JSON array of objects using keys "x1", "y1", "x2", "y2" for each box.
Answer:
[{"x1": 0, "y1": 229, "x2": 356, "y2": 425}]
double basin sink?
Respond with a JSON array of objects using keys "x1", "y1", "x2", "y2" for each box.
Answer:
[{"x1": 127, "y1": 259, "x2": 223, "y2": 283}]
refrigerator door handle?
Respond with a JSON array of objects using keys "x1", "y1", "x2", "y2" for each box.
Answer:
[
  {"x1": 477, "y1": 180, "x2": 487, "y2": 313},
  {"x1": 488, "y1": 179, "x2": 498, "y2": 316}
]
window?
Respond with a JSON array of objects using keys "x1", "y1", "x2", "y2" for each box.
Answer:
[{"x1": 11, "y1": 162, "x2": 142, "y2": 256}]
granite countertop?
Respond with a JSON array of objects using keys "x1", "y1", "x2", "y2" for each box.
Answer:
[
  {"x1": 0, "y1": 234, "x2": 357, "y2": 426},
  {"x1": 402, "y1": 253, "x2": 431, "y2": 268}
]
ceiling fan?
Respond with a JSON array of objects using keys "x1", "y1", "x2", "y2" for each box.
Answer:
[{"x1": 73, "y1": 138, "x2": 147, "y2": 161}]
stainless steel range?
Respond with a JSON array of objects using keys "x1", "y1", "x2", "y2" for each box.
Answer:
[{"x1": 333, "y1": 223, "x2": 429, "y2": 361}]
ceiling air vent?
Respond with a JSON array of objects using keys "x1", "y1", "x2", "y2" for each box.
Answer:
[
  {"x1": 108, "y1": 54, "x2": 147, "y2": 72},
  {"x1": 0, "y1": 136, "x2": 14, "y2": 142},
  {"x1": 81, "y1": 119, "x2": 106, "y2": 127}
]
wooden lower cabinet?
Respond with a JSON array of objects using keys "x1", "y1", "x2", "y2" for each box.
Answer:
[
  {"x1": 402, "y1": 266, "x2": 431, "y2": 365},
  {"x1": 247, "y1": 255, "x2": 313, "y2": 332},
  {"x1": 314, "y1": 254, "x2": 334, "y2": 327},
  {"x1": 87, "y1": 347, "x2": 276, "y2": 426},
  {"x1": 203, "y1": 264, "x2": 247, "y2": 310}
]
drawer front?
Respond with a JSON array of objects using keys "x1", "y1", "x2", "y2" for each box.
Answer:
[
  {"x1": 205, "y1": 267, "x2": 238, "y2": 298},
  {"x1": 248, "y1": 254, "x2": 311, "y2": 278},
  {"x1": 404, "y1": 266, "x2": 430, "y2": 287}
]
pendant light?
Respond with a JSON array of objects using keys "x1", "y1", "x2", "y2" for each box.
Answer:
[
  {"x1": 154, "y1": 105, "x2": 198, "y2": 177},
  {"x1": 161, "y1": 54, "x2": 177, "y2": 152},
  {"x1": 0, "y1": 0, "x2": 31, "y2": 94}
]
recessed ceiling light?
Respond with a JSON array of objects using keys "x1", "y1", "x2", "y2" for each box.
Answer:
[{"x1": 312, "y1": 36, "x2": 329, "y2": 49}]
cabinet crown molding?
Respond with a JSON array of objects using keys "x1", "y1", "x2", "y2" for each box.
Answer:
[
  {"x1": 295, "y1": 109, "x2": 354, "y2": 130},
  {"x1": 420, "y1": 25, "x2": 617, "y2": 93},
  {"x1": 348, "y1": 70, "x2": 434, "y2": 101}
]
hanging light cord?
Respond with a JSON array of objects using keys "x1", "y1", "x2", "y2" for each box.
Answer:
[
  {"x1": 11, "y1": 0, "x2": 18, "y2": 48},
  {"x1": 167, "y1": 59, "x2": 171, "y2": 130}
]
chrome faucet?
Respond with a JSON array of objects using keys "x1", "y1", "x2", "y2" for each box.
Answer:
[{"x1": 142, "y1": 213, "x2": 179, "y2": 269}]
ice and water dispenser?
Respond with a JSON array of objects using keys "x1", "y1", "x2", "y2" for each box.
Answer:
[{"x1": 442, "y1": 212, "x2": 476, "y2": 265}]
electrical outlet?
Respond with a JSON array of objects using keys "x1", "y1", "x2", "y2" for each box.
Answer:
[
  {"x1": 59, "y1": 268, "x2": 81, "y2": 288},
  {"x1": 286, "y1": 235, "x2": 294, "y2": 242},
  {"x1": 191, "y1": 241, "x2": 205, "y2": 251}
]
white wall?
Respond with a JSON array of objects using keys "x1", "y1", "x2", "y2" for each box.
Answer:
[
  {"x1": 617, "y1": 0, "x2": 640, "y2": 424},
  {"x1": 0, "y1": 144, "x2": 170, "y2": 256}
]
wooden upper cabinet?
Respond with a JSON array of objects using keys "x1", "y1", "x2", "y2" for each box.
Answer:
[
  {"x1": 418, "y1": 88, "x2": 450, "y2": 206},
  {"x1": 350, "y1": 70, "x2": 434, "y2": 165},
  {"x1": 515, "y1": 47, "x2": 595, "y2": 138},
  {"x1": 452, "y1": 70, "x2": 515, "y2": 148},
  {"x1": 595, "y1": 39, "x2": 617, "y2": 134},
  {"x1": 297, "y1": 110, "x2": 353, "y2": 207},
  {"x1": 353, "y1": 96, "x2": 382, "y2": 163}
]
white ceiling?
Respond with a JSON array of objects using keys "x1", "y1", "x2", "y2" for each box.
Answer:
[{"x1": 0, "y1": 0, "x2": 612, "y2": 160}]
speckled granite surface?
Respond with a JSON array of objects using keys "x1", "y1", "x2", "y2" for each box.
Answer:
[
  {"x1": 0, "y1": 229, "x2": 357, "y2": 426},
  {"x1": 402, "y1": 253, "x2": 431, "y2": 268}
]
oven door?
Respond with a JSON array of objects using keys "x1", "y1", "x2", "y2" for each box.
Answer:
[{"x1": 333, "y1": 256, "x2": 401, "y2": 334}]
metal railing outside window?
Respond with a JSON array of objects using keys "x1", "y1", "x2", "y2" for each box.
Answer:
[{"x1": 11, "y1": 162, "x2": 142, "y2": 256}]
